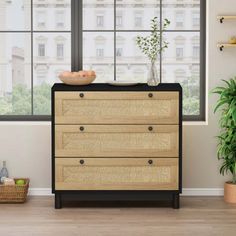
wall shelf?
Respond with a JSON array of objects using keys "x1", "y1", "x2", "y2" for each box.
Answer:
[
  {"x1": 217, "y1": 43, "x2": 236, "y2": 51},
  {"x1": 218, "y1": 15, "x2": 236, "y2": 23}
]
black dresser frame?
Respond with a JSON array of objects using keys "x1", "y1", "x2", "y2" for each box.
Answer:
[{"x1": 51, "y1": 83, "x2": 182, "y2": 209}]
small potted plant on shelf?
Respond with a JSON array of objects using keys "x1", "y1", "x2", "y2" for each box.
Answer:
[
  {"x1": 136, "y1": 17, "x2": 170, "y2": 86},
  {"x1": 212, "y1": 78, "x2": 236, "y2": 203}
]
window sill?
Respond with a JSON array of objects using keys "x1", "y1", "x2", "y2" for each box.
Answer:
[
  {"x1": 0, "y1": 121, "x2": 208, "y2": 126},
  {"x1": 183, "y1": 121, "x2": 208, "y2": 126},
  {"x1": 0, "y1": 121, "x2": 51, "y2": 125}
]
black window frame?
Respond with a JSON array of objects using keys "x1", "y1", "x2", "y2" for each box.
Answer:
[{"x1": 0, "y1": 0, "x2": 206, "y2": 121}]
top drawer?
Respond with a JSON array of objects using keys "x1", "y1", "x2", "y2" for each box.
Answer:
[{"x1": 54, "y1": 92, "x2": 179, "y2": 125}]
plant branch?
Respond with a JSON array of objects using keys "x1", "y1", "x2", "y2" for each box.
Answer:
[{"x1": 136, "y1": 17, "x2": 170, "y2": 62}]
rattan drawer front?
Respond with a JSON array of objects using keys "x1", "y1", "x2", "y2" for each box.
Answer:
[
  {"x1": 55, "y1": 92, "x2": 179, "y2": 124},
  {"x1": 55, "y1": 158, "x2": 178, "y2": 190},
  {"x1": 55, "y1": 125, "x2": 179, "y2": 157}
]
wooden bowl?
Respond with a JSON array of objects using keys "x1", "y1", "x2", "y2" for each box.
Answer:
[{"x1": 59, "y1": 75, "x2": 96, "y2": 85}]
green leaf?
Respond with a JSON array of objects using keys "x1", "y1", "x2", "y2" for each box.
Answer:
[
  {"x1": 222, "y1": 79, "x2": 231, "y2": 87},
  {"x1": 214, "y1": 99, "x2": 228, "y2": 113}
]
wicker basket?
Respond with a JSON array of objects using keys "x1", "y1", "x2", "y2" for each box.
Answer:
[{"x1": 0, "y1": 178, "x2": 30, "y2": 203}]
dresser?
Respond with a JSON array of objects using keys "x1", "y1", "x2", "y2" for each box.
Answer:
[{"x1": 52, "y1": 83, "x2": 182, "y2": 209}]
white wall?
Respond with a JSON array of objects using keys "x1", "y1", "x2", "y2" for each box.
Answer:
[
  {"x1": 0, "y1": 123, "x2": 51, "y2": 187},
  {"x1": 0, "y1": 0, "x2": 235, "y2": 189}
]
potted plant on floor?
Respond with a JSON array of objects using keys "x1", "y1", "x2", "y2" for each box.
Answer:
[{"x1": 212, "y1": 78, "x2": 236, "y2": 203}]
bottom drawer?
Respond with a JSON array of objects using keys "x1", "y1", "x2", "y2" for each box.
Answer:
[{"x1": 55, "y1": 158, "x2": 179, "y2": 191}]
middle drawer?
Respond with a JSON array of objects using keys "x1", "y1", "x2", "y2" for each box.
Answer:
[{"x1": 55, "y1": 125, "x2": 179, "y2": 158}]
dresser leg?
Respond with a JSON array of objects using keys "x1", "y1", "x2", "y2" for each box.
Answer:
[
  {"x1": 55, "y1": 193, "x2": 62, "y2": 209},
  {"x1": 172, "y1": 193, "x2": 180, "y2": 209}
]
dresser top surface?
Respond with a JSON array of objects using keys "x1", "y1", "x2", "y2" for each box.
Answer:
[{"x1": 52, "y1": 83, "x2": 182, "y2": 92}]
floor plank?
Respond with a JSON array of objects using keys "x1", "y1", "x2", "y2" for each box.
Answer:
[{"x1": 0, "y1": 196, "x2": 236, "y2": 236}]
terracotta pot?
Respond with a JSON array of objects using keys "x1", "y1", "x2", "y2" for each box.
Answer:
[{"x1": 224, "y1": 182, "x2": 236, "y2": 203}]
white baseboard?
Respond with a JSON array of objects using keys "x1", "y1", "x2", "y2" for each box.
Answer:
[
  {"x1": 182, "y1": 188, "x2": 224, "y2": 196},
  {"x1": 29, "y1": 188, "x2": 52, "y2": 196},
  {"x1": 28, "y1": 188, "x2": 224, "y2": 196}
]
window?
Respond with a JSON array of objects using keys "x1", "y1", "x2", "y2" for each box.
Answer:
[
  {"x1": 57, "y1": 44, "x2": 64, "y2": 58},
  {"x1": 96, "y1": 48, "x2": 104, "y2": 57},
  {"x1": 175, "y1": 11, "x2": 184, "y2": 28},
  {"x1": 96, "y1": 15, "x2": 104, "y2": 27},
  {"x1": 82, "y1": 0, "x2": 205, "y2": 120},
  {"x1": 174, "y1": 69, "x2": 186, "y2": 82},
  {"x1": 0, "y1": 0, "x2": 71, "y2": 119},
  {"x1": 193, "y1": 46, "x2": 200, "y2": 59},
  {"x1": 192, "y1": 11, "x2": 200, "y2": 28},
  {"x1": 116, "y1": 15, "x2": 123, "y2": 27},
  {"x1": 176, "y1": 47, "x2": 184, "y2": 60},
  {"x1": 37, "y1": 11, "x2": 46, "y2": 28},
  {"x1": 0, "y1": 0, "x2": 205, "y2": 121},
  {"x1": 38, "y1": 44, "x2": 46, "y2": 57},
  {"x1": 175, "y1": 36, "x2": 185, "y2": 61},
  {"x1": 56, "y1": 11, "x2": 65, "y2": 28},
  {"x1": 134, "y1": 13, "x2": 143, "y2": 28},
  {"x1": 116, "y1": 48, "x2": 123, "y2": 57},
  {"x1": 192, "y1": 35, "x2": 200, "y2": 59}
]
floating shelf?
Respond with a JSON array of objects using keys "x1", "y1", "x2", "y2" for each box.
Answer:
[
  {"x1": 218, "y1": 15, "x2": 236, "y2": 23},
  {"x1": 217, "y1": 43, "x2": 236, "y2": 51}
]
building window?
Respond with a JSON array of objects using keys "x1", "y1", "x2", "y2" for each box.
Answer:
[
  {"x1": 134, "y1": 12, "x2": 143, "y2": 27},
  {"x1": 176, "y1": 47, "x2": 184, "y2": 60},
  {"x1": 57, "y1": 44, "x2": 64, "y2": 58},
  {"x1": 175, "y1": 11, "x2": 184, "y2": 28},
  {"x1": 37, "y1": 11, "x2": 46, "y2": 28},
  {"x1": 38, "y1": 44, "x2": 45, "y2": 57},
  {"x1": 193, "y1": 46, "x2": 200, "y2": 59},
  {"x1": 96, "y1": 15, "x2": 104, "y2": 27},
  {"x1": 96, "y1": 48, "x2": 104, "y2": 57},
  {"x1": 116, "y1": 15, "x2": 123, "y2": 27},
  {"x1": 192, "y1": 35, "x2": 200, "y2": 60},
  {"x1": 116, "y1": 48, "x2": 123, "y2": 57},
  {"x1": 192, "y1": 11, "x2": 200, "y2": 28},
  {"x1": 174, "y1": 69, "x2": 186, "y2": 82},
  {"x1": 175, "y1": 36, "x2": 185, "y2": 61},
  {"x1": 56, "y1": 11, "x2": 65, "y2": 28}
]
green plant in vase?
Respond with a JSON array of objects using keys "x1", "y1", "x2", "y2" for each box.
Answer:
[
  {"x1": 136, "y1": 17, "x2": 170, "y2": 86},
  {"x1": 212, "y1": 78, "x2": 236, "y2": 203}
]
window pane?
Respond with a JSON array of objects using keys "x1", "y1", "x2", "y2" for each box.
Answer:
[
  {"x1": 162, "y1": 32, "x2": 200, "y2": 116},
  {"x1": 83, "y1": 32, "x2": 114, "y2": 82},
  {"x1": 33, "y1": 33, "x2": 71, "y2": 115},
  {"x1": 83, "y1": 0, "x2": 114, "y2": 30},
  {"x1": 0, "y1": 33, "x2": 31, "y2": 115},
  {"x1": 116, "y1": 32, "x2": 151, "y2": 82},
  {"x1": 33, "y1": 0, "x2": 71, "y2": 31},
  {"x1": 0, "y1": 0, "x2": 31, "y2": 31},
  {"x1": 116, "y1": 1, "x2": 160, "y2": 30},
  {"x1": 162, "y1": 0, "x2": 200, "y2": 30}
]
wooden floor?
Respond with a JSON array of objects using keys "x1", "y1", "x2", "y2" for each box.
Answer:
[{"x1": 0, "y1": 196, "x2": 236, "y2": 236}]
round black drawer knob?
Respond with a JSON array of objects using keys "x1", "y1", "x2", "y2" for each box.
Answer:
[
  {"x1": 79, "y1": 93, "x2": 84, "y2": 98},
  {"x1": 148, "y1": 160, "x2": 153, "y2": 165},
  {"x1": 148, "y1": 126, "x2": 153, "y2": 131},
  {"x1": 148, "y1": 93, "x2": 153, "y2": 98},
  {"x1": 80, "y1": 160, "x2": 84, "y2": 165},
  {"x1": 80, "y1": 126, "x2": 84, "y2": 131}
]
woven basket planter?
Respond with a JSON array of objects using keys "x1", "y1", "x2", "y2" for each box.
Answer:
[{"x1": 0, "y1": 178, "x2": 30, "y2": 203}]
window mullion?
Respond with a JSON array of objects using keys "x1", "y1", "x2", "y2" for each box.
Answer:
[
  {"x1": 31, "y1": 0, "x2": 33, "y2": 115},
  {"x1": 160, "y1": 0, "x2": 163, "y2": 83},
  {"x1": 114, "y1": 0, "x2": 116, "y2": 81},
  {"x1": 72, "y1": 0, "x2": 82, "y2": 71}
]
